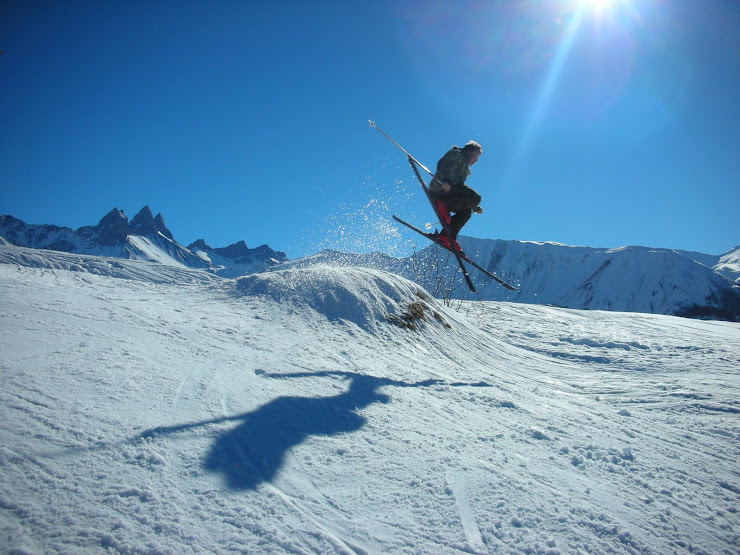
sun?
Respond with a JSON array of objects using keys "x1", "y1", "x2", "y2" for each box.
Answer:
[
  {"x1": 578, "y1": 0, "x2": 622, "y2": 15},
  {"x1": 581, "y1": 0, "x2": 615, "y2": 6}
]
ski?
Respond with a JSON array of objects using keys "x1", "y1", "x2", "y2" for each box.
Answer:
[{"x1": 392, "y1": 215, "x2": 519, "y2": 292}]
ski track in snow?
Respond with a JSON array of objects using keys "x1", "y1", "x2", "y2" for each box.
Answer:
[{"x1": 0, "y1": 244, "x2": 739, "y2": 554}]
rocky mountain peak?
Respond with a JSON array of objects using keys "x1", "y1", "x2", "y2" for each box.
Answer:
[
  {"x1": 154, "y1": 213, "x2": 174, "y2": 240},
  {"x1": 95, "y1": 208, "x2": 129, "y2": 246},
  {"x1": 188, "y1": 239, "x2": 211, "y2": 251},
  {"x1": 128, "y1": 206, "x2": 174, "y2": 239},
  {"x1": 214, "y1": 241, "x2": 250, "y2": 260},
  {"x1": 129, "y1": 206, "x2": 156, "y2": 236}
]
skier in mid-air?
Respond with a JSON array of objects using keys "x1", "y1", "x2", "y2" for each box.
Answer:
[
  {"x1": 428, "y1": 140, "x2": 484, "y2": 253},
  {"x1": 371, "y1": 120, "x2": 517, "y2": 291}
]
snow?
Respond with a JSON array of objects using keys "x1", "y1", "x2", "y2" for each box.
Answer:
[
  {"x1": 677, "y1": 245, "x2": 740, "y2": 285},
  {"x1": 1, "y1": 243, "x2": 739, "y2": 554},
  {"x1": 716, "y1": 246, "x2": 740, "y2": 284},
  {"x1": 125, "y1": 235, "x2": 192, "y2": 267}
]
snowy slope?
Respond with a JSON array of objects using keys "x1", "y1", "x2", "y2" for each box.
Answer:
[
  {"x1": 715, "y1": 245, "x2": 740, "y2": 284},
  {"x1": 676, "y1": 245, "x2": 740, "y2": 283},
  {"x1": 1, "y1": 243, "x2": 739, "y2": 554}
]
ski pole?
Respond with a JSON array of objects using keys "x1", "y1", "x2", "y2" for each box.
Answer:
[{"x1": 369, "y1": 120, "x2": 437, "y2": 181}]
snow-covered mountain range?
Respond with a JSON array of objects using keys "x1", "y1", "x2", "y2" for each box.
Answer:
[
  {"x1": 289, "y1": 239, "x2": 740, "y2": 322},
  {"x1": 0, "y1": 206, "x2": 286, "y2": 277},
  {"x1": 1, "y1": 207, "x2": 738, "y2": 320}
]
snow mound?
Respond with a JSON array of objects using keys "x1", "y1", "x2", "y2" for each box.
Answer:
[{"x1": 235, "y1": 265, "x2": 445, "y2": 332}]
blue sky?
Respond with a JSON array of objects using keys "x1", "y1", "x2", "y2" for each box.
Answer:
[{"x1": 2, "y1": 0, "x2": 739, "y2": 259}]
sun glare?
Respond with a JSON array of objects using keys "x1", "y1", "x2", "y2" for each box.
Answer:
[{"x1": 579, "y1": 0, "x2": 621, "y2": 16}]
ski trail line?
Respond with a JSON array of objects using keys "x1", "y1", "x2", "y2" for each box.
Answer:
[
  {"x1": 447, "y1": 471, "x2": 486, "y2": 554},
  {"x1": 265, "y1": 483, "x2": 368, "y2": 555},
  {"x1": 171, "y1": 377, "x2": 185, "y2": 408}
]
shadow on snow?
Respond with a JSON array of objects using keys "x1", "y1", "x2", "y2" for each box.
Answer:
[{"x1": 139, "y1": 371, "x2": 491, "y2": 490}]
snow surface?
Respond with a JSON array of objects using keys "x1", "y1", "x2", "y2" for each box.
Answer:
[
  {"x1": 676, "y1": 245, "x2": 740, "y2": 281},
  {"x1": 1, "y1": 244, "x2": 739, "y2": 554},
  {"x1": 716, "y1": 246, "x2": 740, "y2": 285}
]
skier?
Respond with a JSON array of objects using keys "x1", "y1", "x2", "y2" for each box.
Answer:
[
  {"x1": 429, "y1": 141, "x2": 483, "y2": 252},
  {"x1": 371, "y1": 121, "x2": 517, "y2": 291}
]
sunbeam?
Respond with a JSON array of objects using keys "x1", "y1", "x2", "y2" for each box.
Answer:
[{"x1": 502, "y1": 6, "x2": 586, "y2": 190}]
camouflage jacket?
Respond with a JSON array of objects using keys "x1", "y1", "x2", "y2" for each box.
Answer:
[{"x1": 430, "y1": 146, "x2": 470, "y2": 195}]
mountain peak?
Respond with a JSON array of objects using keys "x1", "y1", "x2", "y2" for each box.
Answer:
[
  {"x1": 154, "y1": 213, "x2": 174, "y2": 240},
  {"x1": 127, "y1": 206, "x2": 174, "y2": 239},
  {"x1": 129, "y1": 206, "x2": 156, "y2": 236},
  {"x1": 96, "y1": 208, "x2": 129, "y2": 246},
  {"x1": 214, "y1": 241, "x2": 250, "y2": 260},
  {"x1": 188, "y1": 239, "x2": 211, "y2": 251}
]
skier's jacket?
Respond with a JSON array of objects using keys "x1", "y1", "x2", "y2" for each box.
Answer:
[{"x1": 429, "y1": 146, "x2": 471, "y2": 196}]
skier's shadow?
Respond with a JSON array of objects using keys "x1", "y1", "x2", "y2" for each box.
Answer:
[{"x1": 140, "y1": 371, "x2": 490, "y2": 490}]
